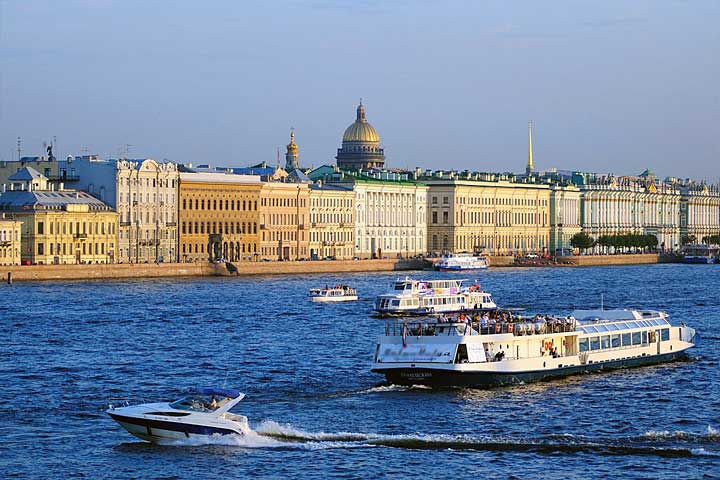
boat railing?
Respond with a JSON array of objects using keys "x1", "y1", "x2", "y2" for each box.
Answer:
[{"x1": 384, "y1": 319, "x2": 577, "y2": 337}]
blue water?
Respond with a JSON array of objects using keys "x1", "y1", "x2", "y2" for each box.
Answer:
[{"x1": 1, "y1": 264, "x2": 718, "y2": 479}]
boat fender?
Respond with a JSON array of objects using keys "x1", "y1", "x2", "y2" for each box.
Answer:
[{"x1": 508, "y1": 323, "x2": 514, "y2": 333}]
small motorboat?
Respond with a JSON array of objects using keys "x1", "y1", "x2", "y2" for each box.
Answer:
[
  {"x1": 309, "y1": 285, "x2": 358, "y2": 303},
  {"x1": 107, "y1": 388, "x2": 250, "y2": 442}
]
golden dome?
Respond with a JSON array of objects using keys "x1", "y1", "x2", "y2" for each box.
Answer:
[
  {"x1": 342, "y1": 102, "x2": 380, "y2": 143},
  {"x1": 286, "y1": 129, "x2": 298, "y2": 155}
]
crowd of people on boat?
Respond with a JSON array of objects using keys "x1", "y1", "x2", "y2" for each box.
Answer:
[{"x1": 434, "y1": 311, "x2": 576, "y2": 336}]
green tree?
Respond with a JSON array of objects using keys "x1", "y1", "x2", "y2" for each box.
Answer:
[{"x1": 570, "y1": 232, "x2": 595, "y2": 253}]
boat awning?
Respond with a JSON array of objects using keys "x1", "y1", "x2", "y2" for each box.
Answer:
[{"x1": 189, "y1": 387, "x2": 242, "y2": 398}]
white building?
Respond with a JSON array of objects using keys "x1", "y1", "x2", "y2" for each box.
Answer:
[
  {"x1": 59, "y1": 156, "x2": 179, "y2": 262},
  {"x1": 680, "y1": 184, "x2": 720, "y2": 245},
  {"x1": 549, "y1": 184, "x2": 581, "y2": 253},
  {"x1": 579, "y1": 176, "x2": 680, "y2": 251},
  {"x1": 349, "y1": 176, "x2": 427, "y2": 258}
]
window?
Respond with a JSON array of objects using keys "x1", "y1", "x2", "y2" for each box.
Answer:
[
  {"x1": 432, "y1": 212, "x2": 438, "y2": 224},
  {"x1": 37, "y1": 222, "x2": 44, "y2": 235},
  {"x1": 590, "y1": 337, "x2": 600, "y2": 350},
  {"x1": 660, "y1": 328, "x2": 670, "y2": 341},
  {"x1": 632, "y1": 331, "x2": 641, "y2": 345},
  {"x1": 601, "y1": 335, "x2": 610, "y2": 349},
  {"x1": 641, "y1": 331, "x2": 648, "y2": 344},
  {"x1": 611, "y1": 334, "x2": 621, "y2": 348},
  {"x1": 579, "y1": 338, "x2": 589, "y2": 352},
  {"x1": 442, "y1": 212, "x2": 448, "y2": 224},
  {"x1": 621, "y1": 333, "x2": 631, "y2": 346}
]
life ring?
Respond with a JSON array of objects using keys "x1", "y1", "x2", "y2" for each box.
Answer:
[
  {"x1": 508, "y1": 323, "x2": 514, "y2": 333},
  {"x1": 495, "y1": 324, "x2": 501, "y2": 333}
]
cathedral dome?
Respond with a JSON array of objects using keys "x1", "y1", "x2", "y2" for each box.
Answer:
[{"x1": 342, "y1": 102, "x2": 380, "y2": 143}]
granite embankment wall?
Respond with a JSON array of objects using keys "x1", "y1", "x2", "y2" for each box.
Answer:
[
  {"x1": 486, "y1": 256, "x2": 515, "y2": 267},
  {"x1": 560, "y1": 254, "x2": 659, "y2": 266},
  {"x1": 2, "y1": 259, "x2": 429, "y2": 282}
]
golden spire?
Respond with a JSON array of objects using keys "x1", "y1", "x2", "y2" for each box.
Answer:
[
  {"x1": 356, "y1": 99, "x2": 366, "y2": 123},
  {"x1": 526, "y1": 120, "x2": 534, "y2": 175}
]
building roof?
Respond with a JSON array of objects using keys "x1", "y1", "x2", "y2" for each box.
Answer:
[
  {"x1": 8, "y1": 166, "x2": 46, "y2": 181},
  {"x1": 0, "y1": 189, "x2": 112, "y2": 212},
  {"x1": 179, "y1": 172, "x2": 262, "y2": 184}
]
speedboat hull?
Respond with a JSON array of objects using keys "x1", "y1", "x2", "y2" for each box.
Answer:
[{"x1": 108, "y1": 411, "x2": 245, "y2": 442}]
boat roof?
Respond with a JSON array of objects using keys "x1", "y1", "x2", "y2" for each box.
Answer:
[{"x1": 188, "y1": 387, "x2": 242, "y2": 398}]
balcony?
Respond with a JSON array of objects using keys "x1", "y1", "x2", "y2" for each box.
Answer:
[
  {"x1": 259, "y1": 224, "x2": 265, "y2": 230},
  {"x1": 120, "y1": 221, "x2": 131, "y2": 227},
  {"x1": 166, "y1": 222, "x2": 177, "y2": 227},
  {"x1": 139, "y1": 239, "x2": 160, "y2": 246},
  {"x1": 0, "y1": 240, "x2": 11, "y2": 247},
  {"x1": 74, "y1": 233, "x2": 88, "y2": 240},
  {"x1": 298, "y1": 224, "x2": 305, "y2": 230}
]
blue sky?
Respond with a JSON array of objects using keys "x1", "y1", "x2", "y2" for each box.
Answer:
[{"x1": 1, "y1": 0, "x2": 718, "y2": 181}]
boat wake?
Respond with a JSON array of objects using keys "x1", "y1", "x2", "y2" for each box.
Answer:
[{"x1": 157, "y1": 421, "x2": 720, "y2": 457}]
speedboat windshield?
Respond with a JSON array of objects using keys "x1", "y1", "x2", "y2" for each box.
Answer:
[{"x1": 170, "y1": 394, "x2": 233, "y2": 413}]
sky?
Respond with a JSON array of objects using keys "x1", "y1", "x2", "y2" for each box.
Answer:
[{"x1": 1, "y1": 0, "x2": 718, "y2": 181}]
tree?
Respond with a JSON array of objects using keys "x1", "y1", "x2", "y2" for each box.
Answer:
[{"x1": 570, "y1": 232, "x2": 595, "y2": 253}]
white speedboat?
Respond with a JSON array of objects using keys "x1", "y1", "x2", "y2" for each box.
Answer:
[
  {"x1": 435, "y1": 253, "x2": 488, "y2": 271},
  {"x1": 374, "y1": 277, "x2": 497, "y2": 316},
  {"x1": 107, "y1": 388, "x2": 250, "y2": 442},
  {"x1": 372, "y1": 309, "x2": 695, "y2": 387},
  {"x1": 309, "y1": 285, "x2": 358, "y2": 303},
  {"x1": 683, "y1": 244, "x2": 718, "y2": 264}
]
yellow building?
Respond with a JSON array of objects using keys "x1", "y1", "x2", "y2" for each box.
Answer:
[
  {"x1": 0, "y1": 216, "x2": 22, "y2": 265},
  {"x1": 426, "y1": 176, "x2": 550, "y2": 255},
  {"x1": 308, "y1": 184, "x2": 355, "y2": 260},
  {"x1": 178, "y1": 173, "x2": 262, "y2": 262},
  {"x1": 259, "y1": 182, "x2": 310, "y2": 261}
]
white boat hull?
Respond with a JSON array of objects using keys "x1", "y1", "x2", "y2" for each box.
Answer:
[{"x1": 311, "y1": 295, "x2": 358, "y2": 303}]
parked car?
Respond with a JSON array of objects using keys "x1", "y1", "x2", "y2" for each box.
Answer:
[{"x1": 525, "y1": 253, "x2": 539, "y2": 259}]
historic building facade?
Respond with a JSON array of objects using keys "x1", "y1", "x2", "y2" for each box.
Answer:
[
  {"x1": 178, "y1": 173, "x2": 262, "y2": 263},
  {"x1": 679, "y1": 184, "x2": 720, "y2": 244},
  {"x1": 258, "y1": 182, "x2": 310, "y2": 261},
  {"x1": 549, "y1": 184, "x2": 581, "y2": 253},
  {"x1": 578, "y1": 176, "x2": 681, "y2": 251},
  {"x1": 0, "y1": 168, "x2": 117, "y2": 265},
  {"x1": 345, "y1": 176, "x2": 427, "y2": 258},
  {"x1": 426, "y1": 177, "x2": 550, "y2": 255},
  {"x1": 308, "y1": 184, "x2": 355, "y2": 260},
  {"x1": 0, "y1": 215, "x2": 22, "y2": 265},
  {"x1": 336, "y1": 102, "x2": 385, "y2": 170},
  {"x1": 59, "y1": 156, "x2": 179, "y2": 263}
]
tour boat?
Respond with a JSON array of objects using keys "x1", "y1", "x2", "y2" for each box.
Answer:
[
  {"x1": 374, "y1": 277, "x2": 497, "y2": 316},
  {"x1": 309, "y1": 285, "x2": 358, "y2": 303},
  {"x1": 683, "y1": 244, "x2": 718, "y2": 264},
  {"x1": 107, "y1": 388, "x2": 250, "y2": 442},
  {"x1": 435, "y1": 253, "x2": 489, "y2": 271},
  {"x1": 371, "y1": 309, "x2": 695, "y2": 387}
]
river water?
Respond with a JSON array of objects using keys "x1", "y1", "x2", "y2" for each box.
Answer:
[{"x1": 1, "y1": 264, "x2": 718, "y2": 479}]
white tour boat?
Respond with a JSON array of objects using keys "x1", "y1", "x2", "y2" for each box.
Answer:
[
  {"x1": 374, "y1": 277, "x2": 497, "y2": 316},
  {"x1": 107, "y1": 388, "x2": 250, "y2": 442},
  {"x1": 435, "y1": 253, "x2": 489, "y2": 271},
  {"x1": 309, "y1": 285, "x2": 358, "y2": 303},
  {"x1": 371, "y1": 309, "x2": 695, "y2": 387}
]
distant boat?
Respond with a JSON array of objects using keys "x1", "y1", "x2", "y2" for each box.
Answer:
[
  {"x1": 309, "y1": 286, "x2": 358, "y2": 303},
  {"x1": 683, "y1": 244, "x2": 718, "y2": 264},
  {"x1": 434, "y1": 253, "x2": 488, "y2": 271}
]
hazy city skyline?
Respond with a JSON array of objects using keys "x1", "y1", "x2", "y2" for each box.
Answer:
[{"x1": 1, "y1": 0, "x2": 718, "y2": 181}]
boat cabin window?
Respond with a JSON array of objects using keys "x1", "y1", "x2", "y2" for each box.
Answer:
[
  {"x1": 621, "y1": 333, "x2": 631, "y2": 346},
  {"x1": 590, "y1": 337, "x2": 600, "y2": 350},
  {"x1": 601, "y1": 335, "x2": 610, "y2": 349},
  {"x1": 170, "y1": 394, "x2": 230, "y2": 413},
  {"x1": 632, "y1": 331, "x2": 641, "y2": 345},
  {"x1": 642, "y1": 331, "x2": 648, "y2": 344},
  {"x1": 579, "y1": 338, "x2": 589, "y2": 352},
  {"x1": 660, "y1": 328, "x2": 670, "y2": 341},
  {"x1": 611, "y1": 334, "x2": 621, "y2": 348}
]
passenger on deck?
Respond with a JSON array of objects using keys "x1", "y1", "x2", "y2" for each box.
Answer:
[{"x1": 210, "y1": 396, "x2": 218, "y2": 409}]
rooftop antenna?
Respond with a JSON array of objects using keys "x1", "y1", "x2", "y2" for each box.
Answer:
[
  {"x1": 17, "y1": 137, "x2": 21, "y2": 161},
  {"x1": 276, "y1": 147, "x2": 281, "y2": 167},
  {"x1": 53, "y1": 135, "x2": 57, "y2": 155},
  {"x1": 123, "y1": 144, "x2": 132, "y2": 159}
]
